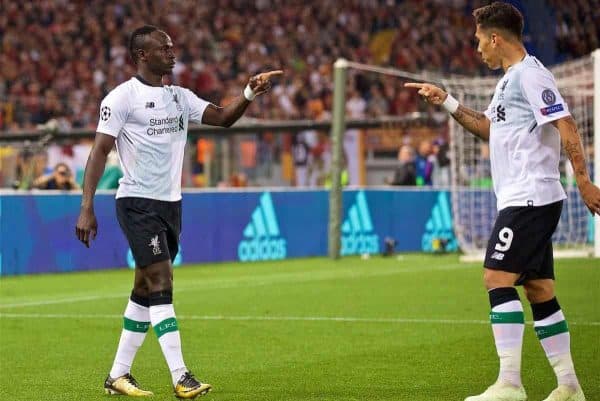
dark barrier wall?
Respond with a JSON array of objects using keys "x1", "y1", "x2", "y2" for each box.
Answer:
[{"x1": 0, "y1": 189, "x2": 456, "y2": 275}]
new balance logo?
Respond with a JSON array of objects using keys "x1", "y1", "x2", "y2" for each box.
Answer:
[
  {"x1": 491, "y1": 251, "x2": 505, "y2": 261},
  {"x1": 421, "y1": 192, "x2": 457, "y2": 252},
  {"x1": 341, "y1": 191, "x2": 379, "y2": 255},
  {"x1": 238, "y1": 192, "x2": 287, "y2": 261},
  {"x1": 145, "y1": 102, "x2": 155, "y2": 108}
]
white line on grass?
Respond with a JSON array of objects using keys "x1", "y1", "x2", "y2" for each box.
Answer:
[
  {"x1": 0, "y1": 312, "x2": 598, "y2": 327},
  {"x1": 0, "y1": 263, "x2": 469, "y2": 309}
]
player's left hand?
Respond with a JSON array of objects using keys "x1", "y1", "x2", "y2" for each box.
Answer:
[
  {"x1": 249, "y1": 70, "x2": 283, "y2": 96},
  {"x1": 579, "y1": 181, "x2": 600, "y2": 215}
]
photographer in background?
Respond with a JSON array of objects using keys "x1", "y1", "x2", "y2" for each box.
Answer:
[{"x1": 33, "y1": 162, "x2": 80, "y2": 190}]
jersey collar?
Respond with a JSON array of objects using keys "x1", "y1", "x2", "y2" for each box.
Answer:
[
  {"x1": 507, "y1": 53, "x2": 529, "y2": 72},
  {"x1": 134, "y1": 75, "x2": 163, "y2": 87}
]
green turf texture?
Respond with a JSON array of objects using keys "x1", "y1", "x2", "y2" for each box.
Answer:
[{"x1": 0, "y1": 254, "x2": 598, "y2": 400}]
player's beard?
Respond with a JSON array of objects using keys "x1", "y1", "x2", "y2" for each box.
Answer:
[{"x1": 149, "y1": 63, "x2": 174, "y2": 77}]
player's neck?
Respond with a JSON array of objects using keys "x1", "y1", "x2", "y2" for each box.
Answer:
[
  {"x1": 136, "y1": 69, "x2": 164, "y2": 87},
  {"x1": 502, "y1": 46, "x2": 527, "y2": 72}
]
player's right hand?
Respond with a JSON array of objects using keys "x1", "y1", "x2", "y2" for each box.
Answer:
[
  {"x1": 249, "y1": 70, "x2": 284, "y2": 96},
  {"x1": 404, "y1": 82, "x2": 448, "y2": 105},
  {"x1": 579, "y1": 181, "x2": 600, "y2": 215},
  {"x1": 76, "y1": 208, "x2": 97, "y2": 248}
]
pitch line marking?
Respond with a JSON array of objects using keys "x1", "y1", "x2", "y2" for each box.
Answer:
[
  {"x1": 0, "y1": 263, "x2": 468, "y2": 309},
  {"x1": 0, "y1": 312, "x2": 598, "y2": 327}
]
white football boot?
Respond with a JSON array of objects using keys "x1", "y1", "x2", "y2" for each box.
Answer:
[
  {"x1": 542, "y1": 385, "x2": 585, "y2": 401},
  {"x1": 464, "y1": 381, "x2": 527, "y2": 401}
]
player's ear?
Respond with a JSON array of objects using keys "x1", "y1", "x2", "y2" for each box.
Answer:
[{"x1": 136, "y1": 48, "x2": 146, "y2": 62}]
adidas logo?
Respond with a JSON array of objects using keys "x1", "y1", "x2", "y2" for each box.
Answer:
[
  {"x1": 341, "y1": 191, "x2": 379, "y2": 255},
  {"x1": 421, "y1": 192, "x2": 457, "y2": 252},
  {"x1": 238, "y1": 192, "x2": 287, "y2": 262}
]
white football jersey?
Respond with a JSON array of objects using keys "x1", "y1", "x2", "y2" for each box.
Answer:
[
  {"x1": 96, "y1": 77, "x2": 210, "y2": 201},
  {"x1": 484, "y1": 55, "x2": 570, "y2": 210}
]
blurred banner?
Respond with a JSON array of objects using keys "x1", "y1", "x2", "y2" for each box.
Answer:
[{"x1": 0, "y1": 189, "x2": 456, "y2": 275}]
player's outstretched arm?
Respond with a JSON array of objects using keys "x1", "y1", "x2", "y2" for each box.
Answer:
[
  {"x1": 404, "y1": 82, "x2": 490, "y2": 141},
  {"x1": 553, "y1": 116, "x2": 600, "y2": 215},
  {"x1": 202, "y1": 70, "x2": 283, "y2": 127},
  {"x1": 75, "y1": 133, "x2": 115, "y2": 247}
]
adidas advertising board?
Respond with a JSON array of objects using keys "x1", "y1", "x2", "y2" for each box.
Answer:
[
  {"x1": 421, "y1": 192, "x2": 458, "y2": 252},
  {"x1": 341, "y1": 191, "x2": 379, "y2": 255},
  {"x1": 2, "y1": 190, "x2": 466, "y2": 274},
  {"x1": 238, "y1": 192, "x2": 287, "y2": 262}
]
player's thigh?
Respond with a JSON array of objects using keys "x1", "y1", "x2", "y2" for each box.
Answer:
[
  {"x1": 162, "y1": 200, "x2": 181, "y2": 264},
  {"x1": 483, "y1": 268, "x2": 520, "y2": 289}
]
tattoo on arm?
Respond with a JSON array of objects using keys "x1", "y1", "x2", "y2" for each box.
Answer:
[
  {"x1": 561, "y1": 117, "x2": 589, "y2": 181},
  {"x1": 451, "y1": 105, "x2": 489, "y2": 141}
]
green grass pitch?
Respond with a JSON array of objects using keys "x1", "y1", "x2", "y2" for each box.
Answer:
[{"x1": 1, "y1": 254, "x2": 598, "y2": 400}]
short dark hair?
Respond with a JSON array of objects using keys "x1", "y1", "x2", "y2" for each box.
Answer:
[
  {"x1": 129, "y1": 25, "x2": 160, "y2": 63},
  {"x1": 54, "y1": 162, "x2": 70, "y2": 173},
  {"x1": 473, "y1": 2, "x2": 523, "y2": 40}
]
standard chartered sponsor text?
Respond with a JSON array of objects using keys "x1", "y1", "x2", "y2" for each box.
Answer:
[{"x1": 147, "y1": 115, "x2": 181, "y2": 136}]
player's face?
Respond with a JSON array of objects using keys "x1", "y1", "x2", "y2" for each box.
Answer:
[
  {"x1": 475, "y1": 25, "x2": 501, "y2": 70},
  {"x1": 145, "y1": 32, "x2": 176, "y2": 76}
]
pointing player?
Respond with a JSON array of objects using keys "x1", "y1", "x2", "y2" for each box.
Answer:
[
  {"x1": 75, "y1": 25, "x2": 282, "y2": 398},
  {"x1": 406, "y1": 3, "x2": 600, "y2": 401}
]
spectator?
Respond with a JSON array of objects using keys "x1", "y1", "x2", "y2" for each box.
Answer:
[
  {"x1": 431, "y1": 138, "x2": 451, "y2": 187},
  {"x1": 415, "y1": 139, "x2": 434, "y2": 186},
  {"x1": 32, "y1": 162, "x2": 80, "y2": 190},
  {"x1": 387, "y1": 145, "x2": 417, "y2": 186},
  {"x1": 291, "y1": 133, "x2": 310, "y2": 187}
]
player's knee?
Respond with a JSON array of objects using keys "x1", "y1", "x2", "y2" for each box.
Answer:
[
  {"x1": 132, "y1": 282, "x2": 149, "y2": 298},
  {"x1": 523, "y1": 280, "x2": 554, "y2": 303},
  {"x1": 143, "y1": 262, "x2": 173, "y2": 292}
]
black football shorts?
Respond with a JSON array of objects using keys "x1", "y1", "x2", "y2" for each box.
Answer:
[
  {"x1": 116, "y1": 197, "x2": 181, "y2": 268},
  {"x1": 484, "y1": 200, "x2": 563, "y2": 284}
]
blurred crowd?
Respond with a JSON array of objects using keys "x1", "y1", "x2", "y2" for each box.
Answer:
[
  {"x1": 0, "y1": 0, "x2": 597, "y2": 188},
  {"x1": 551, "y1": 0, "x2": 600, "y2": 60},
  {"x1": 4, "y1": 0, "x2": 597, "y2": 132}
]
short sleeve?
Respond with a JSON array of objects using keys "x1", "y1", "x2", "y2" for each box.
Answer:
[
  {"x1": 520, "y1": 67, "x2": 570, "y2": 125},
  {"x1": 96, "y1": 88, "x2": 130, "y2": 137},
  {"x1": 182, "y1": 88, "x2": 210, "y2": 125}
]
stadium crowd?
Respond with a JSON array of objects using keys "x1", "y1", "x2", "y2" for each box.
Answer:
[
  {"x1": 0, "y1": 0, "x2": 597, "y2": 188},
  {"x1": 2, "y1": 0, "x2": 596, "y2": 132}
]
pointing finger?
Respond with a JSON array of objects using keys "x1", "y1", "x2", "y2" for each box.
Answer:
[
  {"x1": 404, "y1": 83, "x2": 425, "y2": 89},
  {"x1": 258, "y1": 70, "x2": 284, "y2": 79}
]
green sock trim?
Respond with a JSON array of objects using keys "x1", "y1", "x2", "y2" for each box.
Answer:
[
  {"x1": 154, "y1": 317, "x2": 178, "y2": 338},
  {"x1": 123, "y1": 317, "x2": 150, "y2": 333},
  {"x1": 490, "y1": 311, "x2": 525, "y2": 324},
  {"x1": 535, "y1": 320, "x2": 569, "y2": 340}
]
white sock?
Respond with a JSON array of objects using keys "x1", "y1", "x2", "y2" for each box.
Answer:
[
  {"x1": 534, "y1": 310, "x2": 580, "y2": 390},
  {"x1": 109, "y1": 299, "x2": 150, "y2": 378},
  {"x1": 150, "y1": 303, "x2": 187, "y2": 386},
  {"x1": 490, "y1": 300, "x2": 524, "y2": 387}
]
